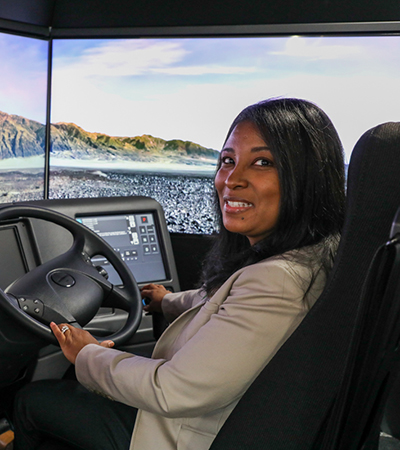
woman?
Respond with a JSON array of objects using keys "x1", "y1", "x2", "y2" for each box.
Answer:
[{"x1": 14, "y1": 98, "x2": 345, "y2": 450}]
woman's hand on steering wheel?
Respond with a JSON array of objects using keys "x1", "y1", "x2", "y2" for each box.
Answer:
[{"x1": 50, "y1": 322, "x2": 114, "y2": 365}]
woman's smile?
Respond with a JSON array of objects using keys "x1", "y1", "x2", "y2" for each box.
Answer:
[
  {"x1": 215, "y1": 121, "x2": 281, "y2": 245},
  {"x1": 223, "y1": 197, "x2": 254, "y2": 213}
]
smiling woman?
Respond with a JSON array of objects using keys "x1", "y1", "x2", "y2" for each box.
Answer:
[
  {"x1": 13, "y1": 98, "x2": 345, "y2": 450},
  {"x1": 201, "y1": 97, "x2": 345, "y2": 297}
]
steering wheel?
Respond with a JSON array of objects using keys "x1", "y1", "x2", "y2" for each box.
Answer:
[{"x1": 0, "y1": 205, "x2": 142, "y2": 346}]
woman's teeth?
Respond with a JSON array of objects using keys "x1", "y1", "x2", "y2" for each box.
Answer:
[{"x1": 227, "y1": 200, "x2": 252, "y2": 207}]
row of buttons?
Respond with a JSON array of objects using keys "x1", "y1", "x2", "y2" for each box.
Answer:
[
  {"x1": 143, "y1": 244, "x2": 158, "y2": 254},
  {"x1": 141, "y1": 235, "x2": 156, "y2": 244},
  {"x1": 119, "y1": 244, "x2": 158, "y2": 258},
  {"x1": 139, "y1": 225, "x2": 154, "y2": 234}
]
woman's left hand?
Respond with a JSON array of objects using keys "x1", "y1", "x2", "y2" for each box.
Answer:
[{"x1": 50, "y1": 322, "x2": 114, "y2": 365}]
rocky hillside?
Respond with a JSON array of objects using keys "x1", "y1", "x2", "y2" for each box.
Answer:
[
  {"x1": 0, "y1": 111, "x2": 45, "y2": 158},
  {"x1": 0, "y1": 111, "x2": 219, "y2": 165}
]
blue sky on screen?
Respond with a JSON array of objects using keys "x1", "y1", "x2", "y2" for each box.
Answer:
[
  {"x1": 0, "y1": 32, "x2": 48, "y2": 123},
  {"x1": 51, "y1": 36, "x2": 400, "y2": 162}
]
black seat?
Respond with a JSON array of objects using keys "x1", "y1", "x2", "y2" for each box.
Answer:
[
  {"x1": 319, "y1": 206, "x2": 400, "y2": 450},
  {"x1": 210, "y1": 122, "x2": 400, "y2": 450}
]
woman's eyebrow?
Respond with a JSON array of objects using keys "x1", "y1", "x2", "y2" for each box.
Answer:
[{"x1": 220, "y1": 147, "x2": 234, "y2": 153}]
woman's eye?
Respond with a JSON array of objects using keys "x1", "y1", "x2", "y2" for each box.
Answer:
[
  {"x1": 221, "y1": 156, "x2": 234, "y2": 165},
  {"x1": 254, "y1": 158, "x2": 272, "y2": 167}
]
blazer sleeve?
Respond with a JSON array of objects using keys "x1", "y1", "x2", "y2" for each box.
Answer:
[
  {"x1": 161, "y1": 288, "x2": 205, "y2": 323},
  {"x1": 76, "y1": 258, "x2": 324, "y2": 418}
]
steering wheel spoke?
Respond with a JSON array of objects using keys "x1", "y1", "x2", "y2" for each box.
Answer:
[{"x1": 15, "y1": 295, "x2": 75, "y2": 323}]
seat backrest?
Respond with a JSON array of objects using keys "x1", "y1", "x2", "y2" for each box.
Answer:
[
  {"x1": 210, "y1": 122, "x2": 400, "y2": 450},
  {"x1": 320, "y1": 207, "x2": 400, "y2": 450}
]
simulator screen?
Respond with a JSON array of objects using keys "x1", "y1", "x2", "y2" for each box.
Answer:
[{"x1": 77, "y1": 212, "x2": 167, "y2": 284}]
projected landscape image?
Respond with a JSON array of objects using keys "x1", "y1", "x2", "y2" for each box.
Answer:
[
  {"x1": 0, "y1": 33, "x2": 47, "y2": 201},
  {"x1": 48, "y1": 35, "x2": 400, "y2": 233},
  {"x1": 2, "y1": 33, "x2": 400, "y2": 233},
  {"x1": 48, "y1": 120, "x2": 219, "y2": 234}
]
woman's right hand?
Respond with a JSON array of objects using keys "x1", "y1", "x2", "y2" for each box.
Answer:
[{"x1": 141, "y1": 284, "x2": 171, "y2": 314}]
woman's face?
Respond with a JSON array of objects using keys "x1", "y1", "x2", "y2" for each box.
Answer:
[{"x1": 215, "y1": 121, "x2": 281, "y2": 245}]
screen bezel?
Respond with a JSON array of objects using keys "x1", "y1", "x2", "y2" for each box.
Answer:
[
  {"x1": 50, "y1": 22, "x2": 400, "y2": 39},
  {"x1": 2, "y1": 18, "x2": 400, "y2": 40}
]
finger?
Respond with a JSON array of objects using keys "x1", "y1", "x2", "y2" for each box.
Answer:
[
  {"x1": 100, "y1": 340, "x2": 114, "y2": 348},
  {"x1": 140, "y1": 287, "x2": 155, "y2": 295},
  {"x1": 140, "y1": 283, "x2": 154, "y2": 291},
  {"x1": 51, "y1": 322, "x2": 73, "y2": 338},
  {"x1": 50, "y1": 322, "x2": 65, "y2": 343}
]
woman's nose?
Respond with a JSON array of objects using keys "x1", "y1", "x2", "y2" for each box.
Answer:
[{"x1": 225, "y1": 165, "x2": 248, "y2": 189}]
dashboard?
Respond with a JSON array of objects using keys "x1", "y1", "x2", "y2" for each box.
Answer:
[{"x1": 0, "y1": 196, "x2": 179, "y2": 289}]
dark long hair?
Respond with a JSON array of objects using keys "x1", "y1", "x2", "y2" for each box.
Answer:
[{"x1": 201, "y1": 98, "x2": 346, "y2": 296}]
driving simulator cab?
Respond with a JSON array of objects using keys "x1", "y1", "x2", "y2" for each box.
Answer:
[{"x1": 1, "y1": 1, "x2": 400, "y2": 449}]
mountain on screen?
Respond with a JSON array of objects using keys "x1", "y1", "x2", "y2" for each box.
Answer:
[
  {"x1": 0, "y1": 111, "x2": 219, "y2": 165},
  {"x1": 0, "y1": 111, "x2": 45, "y2": 159}
]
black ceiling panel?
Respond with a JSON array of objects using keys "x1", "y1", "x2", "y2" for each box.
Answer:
[
  {"x1": 0, "y1": 0, "x2": 55, "y2": 27},
  {"x1": 0, "y1": 0, "x2": 399, "y2": 35},
  {"x1": 51, "y1": 0, "x2": 400, "y2": 29}
]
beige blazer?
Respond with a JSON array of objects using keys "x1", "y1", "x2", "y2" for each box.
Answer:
[{"x1": 76, "y1": 251, "x2": 327, "y2": 450}]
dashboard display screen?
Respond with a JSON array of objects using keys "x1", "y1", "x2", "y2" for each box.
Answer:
[{"x1": 77, "y1": 212, "x2": 167, "y2": 284}]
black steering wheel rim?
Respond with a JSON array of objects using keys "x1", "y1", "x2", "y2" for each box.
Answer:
[{"x1": 0, "y1": 205, "x2": 142, "y2": 346}]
